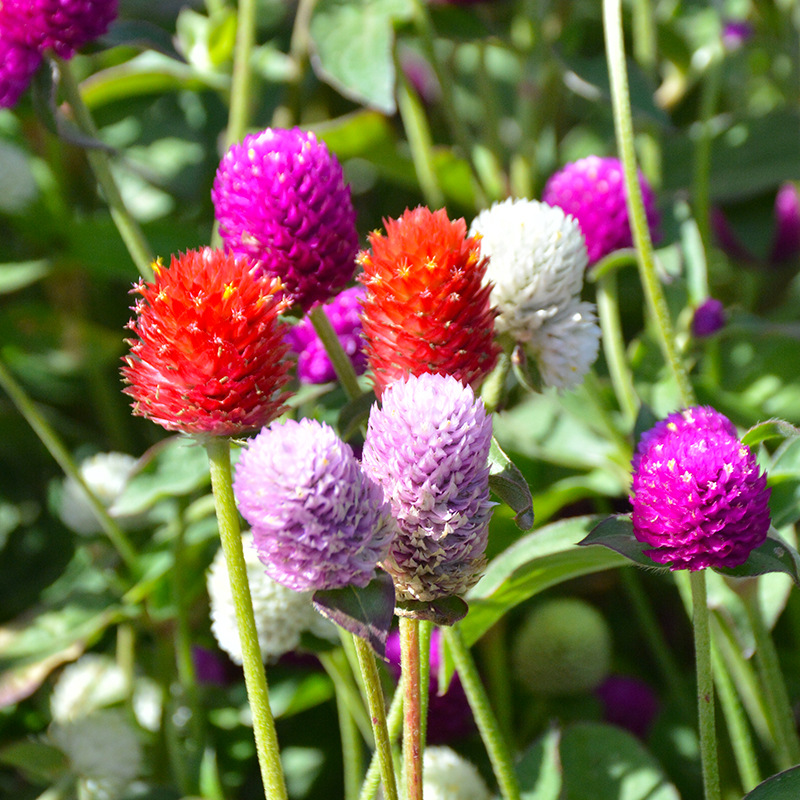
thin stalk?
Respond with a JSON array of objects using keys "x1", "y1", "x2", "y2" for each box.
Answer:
[
  {"x1": 602, "y1": 0, "x2": 695, "y2": 408},
  {"x1": 55, "y1": 58, "x2": 154, "y2": 281},
  {"x1": 353, "y1": 635, "x2": 400, "y2": 800},
  {"x1": 224, "y1": 0, "x2": 257, "y2": 149},
  {"x1": 271, "y1": 0, "x2": 316, "y2": 129},
  {"x1": 205, "y1": 438, "x2": 288, "y2": 800},
  {"x1": 689, "y1": 570, "x2": 721, "y2": 800},
  {"x1": 418, "y1": 621, "x2": 432, "y2": 752},
  {"x1": 479, "y1": 619, "x2": 514, "y2": 746},
  {"x1": 631, "y1": 0, "x2": 657, "y2": 75},
  {"x1": 446, "y1": 626, "x2": 521, "y2": 800},
  {"x1": 0, "y1": 357, "x2": 138, "y2": 569},
  {"x1": 318, "y1": 650, "x2": 374, "y2": 746},
  {"x1": 743, "y1": 592, "x2": 800, "y2": 769},
  {"x1": 332, "y1": 676, "x2": 364, "y2": 800},
  {"x1": 400, "y1": 617, "x2": 423, "y2": 800},
  {"x1": 359, "y1": 677, "x2": 404, "y2": 800},
  {"x1": 309, "y1": 306, "x2": 363, "y2": 402}
]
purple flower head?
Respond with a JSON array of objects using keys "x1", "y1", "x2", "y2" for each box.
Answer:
[
  {"x1": 361, "y1": 372, "x2": 494, "y2": 602},
  {"x1": 692, "y1": 298, "x2": 726, "y2": 338},
  {"x1": 542, "y1": 156, "x2": 661, "y2": 265},
  {"x1": 233, "y1": 418, "x2": 395, "y2": 592},
  {"x1": 285, "y1": 286, "x2": 367, "y2": 384},
  {"x1": 212, "y1": 128, "x2": 359, "y2": 312},
  {"x1": 595, "y1": 675, "x2": 659, "y2": 739},
  {"x1": 631, "y1": 406, "x2": 771, "y2": 571},
  {"x1": 0, "y1": 34, "x2": 41, "y2": 109},
  {"x1": 722, "y1": 20, "x2": 753, "y2": 51},
  {"x1": 0, "y1": 0, "x2": 117, "y2": 60},
  {"x1": 385, "y1": 628, "x2": 474, "y2": 743}
]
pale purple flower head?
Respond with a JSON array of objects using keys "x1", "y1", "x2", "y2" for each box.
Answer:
[
  {"x1": 692, "y1": 298, "x2": 726, "y2": 338},
  {"x1": 361, "y1": 373, "x2": 494, "y2": 602},
  {"x1": 285, "y1": 286, "x2": 367, "y2": 384},
  {"x1": 233, "y1": 418, "x2": 395, "y2": 592},
  {"x1": 631, "y1": 406, "x2": 771, "y2": 571},
  {"x1": 542, "y1": 156, "x2": 661, "y2": 264},
  {"x1": 0, "y1": 0, "x2": 117, "y2": 60},
  {"x1": 212, "y1": 128, "x2": 359, "y2": 312},
  {"x1": 0, "y1": 34, "x2": 41, "y2": 109},
  {"x1": 722, "y1": 20, "x2": 753, "y2": 51}
]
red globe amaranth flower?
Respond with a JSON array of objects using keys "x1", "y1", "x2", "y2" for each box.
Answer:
[
  {"x1": 631, "y1": 406, "x2": 771, "y2": 570},
  {"x1": 122, "y1": 248, "x2": 291, "y2": 437},
  {"x1": 358, "y1": 207, "x2": 499, "y2": 397}
]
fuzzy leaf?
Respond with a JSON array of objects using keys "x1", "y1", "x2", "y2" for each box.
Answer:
[
  {"x1": 715, "y1": 532, "x2": 800, "y2": 583},
  {"x1": 742, "y1": 419, "x2": 800, "y2": 448},
  {"x1": 489, "y1": 436, "x2": 534, "y2": 530},
  {"x1": 578, "y1": 515, "x2": 664, "y2": 569}
]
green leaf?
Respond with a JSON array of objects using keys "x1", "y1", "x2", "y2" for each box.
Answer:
[
  {"x1": 462, "y1": 516, "x2": 630, "y2": 646},
  {"x1": 559, "y1": 723, "x2": 680, "y2": 800},
  {"x1": 742, "y1": 419, "x2": 800, "y2": 448},
  {"x1": 337, "y1": 389, "x2": 375, "y2": 441},
  {"x1": 489, "y1": 436, "x2": 534, "y2": 530},
  {"x1": 309, "y1": 0, "x2": 413, "y2": 113},
  {"x1": 0, "y1": 740, "x2": 68, "y2": 783},
  {"x1": 743, "y1": 765, "x2": 800, "y2": 799},
  {"x1": 516, "y1": 726, "x2": 563, "y2": 800},
  {"x1": 715, "y1": 531, "x2": 800, "y2": 584},
  {"x1": 267, "y1": 672, "x2": 335, "y2": 719},
  {"x1": 313, "y1": 571, "x2": 395, "y2": 657},
  {"x1": 395, "y1": 595, "x2": 468, "y2": 626},
  {"x1": 0, "y1": 261, "x2": 51, "y2": 294},
  {"x1": 578, "y1": 515, "x2": 663, "y2": 569}
]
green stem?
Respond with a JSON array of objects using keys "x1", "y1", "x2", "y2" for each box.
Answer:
[
  {"x1": 400, "y1": 617, "x2": 423, "y2": 800},
  {"x1": 602, "y1": 0, "x2": 695, "y2": 409},
  {"x1": 359, "y1": 678, "x2": 404, "y2": 800},
  {"x1": 204, "y1": 438, "x2": 288, "y2": 800},
  {"x1": 418, "y1": 621, "x2": 432, "y2": 752},
  {"x1": 631, "y1": 0, "x2": 657, "y2": 75},
  {"x1": 479, "y1": 619, "x2": 514, "y2": 747},
  {"x1": 55, "y1": 58, "x2": 154, "y2": 281},
  {"x1": 308, "y1": 305, "x2": 363, "y2": 401},
  {"x1": 743, "y1": 591, "x2": 800, "y2": 769},
  {"x1": 318, "y1": 650, "x2": 375, "y2": 746},
  {"x1": 225, "y1": 0, "x2": 257, "y2": 149},
  {"x1": 446, "y1": 626, "x2": 521, "y2": 800},
  {"x1": 271, "y1": 0, "x2": 316, "y2": 129},
  {"x1": 330, "y1": 670, "x2": 364, "y2": 800},
  {"x1": 689, "y1": 570, "x2": 721, "y2": 800},
  {"x1": 0, "y1": 357, "x2": 138, "y2": 569},
  {"x1": 352, "y1": 635, "x2": 399, "y2": 800}
]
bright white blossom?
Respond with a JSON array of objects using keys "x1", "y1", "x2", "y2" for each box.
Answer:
[
  {"x1": 469, "y1": 198, "x2": 600, "y2": 390},
  {"x1": 50, "y1": 655, "x2": 128, "y2": 723},
  {"x1": 207, "y1": 532, "x2": 336, "y2": 664},
  {"x1": 50, "y1": 709, "x2": 142, "y2": 800},
  {"x1": 58, "y1": 452, "x2": 138, "y2": 535},
  {"x1": 422, "y1": 747, "x2": 492, "y2": 800}
]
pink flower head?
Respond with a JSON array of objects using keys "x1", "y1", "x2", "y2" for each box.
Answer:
[
  {"x1": 542, "y1": 156, "x2": 661, "y2": 264},
  {"x1": 0, "y1": 34, "x2": 41, "y2": 108},
  {"x1": 212, "y1": 128, "x2": 359, "y2": 312},
  {"x1": 631, "y1": 406, "x2": 771, "y2": 570}
]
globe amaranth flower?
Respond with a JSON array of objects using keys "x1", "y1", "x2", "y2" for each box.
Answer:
[
  {"x1": 631, "y1": 406, "x2": 771, "y2": 570},
  {"x1": 542, "y1": 155, "x2": 661, "y2": 265},
  {"x1": 234, "y1": 418, "x2": 395, "y2": 592},
  {"x1": 595, "y1": 675, "x2": 659, "y2": 739},
  {"x1": 50, "y1": 655, "x2": 128, "y2": 723},
  {"x1": 512, "y1": 598, "x2": 612, "y2": 696},
  {"x1": 212, "y1": 127, "x2": 359, "y2": 312},
  {"x1": 469, "y1": 198, "x2": 600, "y2": 390},
  {"x1": 361, "y1": 372, "x2": 494, "y2": 602},
  {"x1": 358, "y1": 206, "x2": 499, "y2": 397},
  {"x1": 122, "y1": 247, "x2": 291, "y2": 437},
  {"x1": 421, "y1": 747, "x2": 492, "y2": 800},
  {"x1": 285, "y1": 285, "x2": 367, "y2": 384},
  {"x1": 50, "y1": 709, "x2": 142, "y2": 800},
  {"x1": 692, "y1": 298, "x2": 726, "y2": 338},
  {"x1": 207, "y1": 531, "x2": 336, "y2": 664},
  {"x1": 0, "y1": 34, "x2": 42, "y2": 109}
]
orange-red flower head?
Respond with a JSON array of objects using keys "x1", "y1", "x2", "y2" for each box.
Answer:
[
  {"x1": 122, "y1": 247, "x2": 291, "y2": 437},
  {"x1": 358, "y1": 207, "x2": 499, "y2": 397}
]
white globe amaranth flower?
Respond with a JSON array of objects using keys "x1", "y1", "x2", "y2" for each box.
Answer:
[
  {"x1": 527, "y1": 300, "x2": 601, "y2": 390},
  {"x1": 50, "y1": 654, "x2": 128, "y2": 723},
  {"x1": 422, "y1": 746, "x2": 492, "y2": 800},
  {"x1": 207, "y1": 532, "x2": 337, "y2": 665},
  {"x1": 59, "y1": 452, "x2": 138, "y2": 535},
  {"x1": 50, "y1": 709, "x2": 142, "y2": 800},
  {"x1": 469, "y1": 198, "x2": 588, "y2": 340}
]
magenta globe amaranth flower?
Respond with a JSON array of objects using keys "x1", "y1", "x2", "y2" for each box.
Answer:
[
  {"x1": 631, "y1": 406, "x2": 771, "y2": 570},
  {"x1": 233, "y1": 418, "x2": 395, "y2": 592},
  {"x1": 361, "y1": 373, "x2": 494, "y2": 602},
  {"x1": 0, "y1": 35, "x2": 41, "y2": 108},
  {"x1": 285, "y1": 286, "x2": 367, "y2": 384},
  {"x1": 692, "y1": 298, "x2": 726, "y2": 338},
  {"x1": 542, "y1": 155, "x2": 661, "y2": 264},
  {"x1": 212, "y1": 127, "x2": 359, "y2": 312}
]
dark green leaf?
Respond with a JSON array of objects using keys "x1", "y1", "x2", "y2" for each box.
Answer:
[
  {"x1": 338, "y1": 389, "x2": 375, "y2": 441},
  {"x1": 313, "y1": 571, "x2": 395, "y2": 657},
  {"x1": 0, "y1": 740, "x2": 68, "y2": 783},
  {"x1": 511, "y1": 343, "x2": 544, "y2": 394},
  {"x1": 395, "y1": 595, "x2": 468, "y2": 626},
  {"x1": 489, "y1": 436, "x2": 534, "y2": 530},
  {"x1": 578, "y1": 515, "x2": 663, "y2": 569},
  {"x1": 742, "y1": 419, "x2": 800, "y2": 448},
  {"x1": 743, "y1": 765, "x2": 800, "y2": 799},
  {"x1": 715, "y1": 532, "x2": 800, "y2": 584}
]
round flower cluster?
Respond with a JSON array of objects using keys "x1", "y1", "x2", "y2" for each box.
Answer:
[
  {"x1": 362, "y1": 373, "x2": 494, "y2": 602},
  {"x1": 470, "y1": 198, "x2": 600, "y2": 390},
  {"x1": 50, "y1": 654, "x2": 128, "y2": 722},
  {"x1": 421, "y1": 747, "x2": 492, "y2": 800},
  {"x1": 542, "y1": 155, "x2": 661, "y2": 264},
  {"x1": 285, "y1": 286, "x2": 367, "y2": 384},
  {"x1": 207, "y1": 532, "x2": 336, "y2": 664},
  {"x1": 631, "y1": 406, "x2": 771, "y2": 570},
  {"x1": 0, "y1": 0, "x2": 117, "y2": 108},
  {"x1": 212, "y1": 127, "x2": 359, "y2": 312},
  {"x1": 234, "y1": 418, "x2": 395, "y2": 592}
]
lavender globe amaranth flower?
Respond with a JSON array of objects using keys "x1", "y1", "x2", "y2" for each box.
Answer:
[
  {"x1": 361, "y1": 373, "x2": 494, "y2": 602},
  {"x1": 234, "y1": 418, "x2": 395, "y2": 592},
  {"x1": 631, "y1": 406, "x2": 771, "y2": 570},
  {"x1": 212, "y1": 127, "x2": 359, "y2": 312}
]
